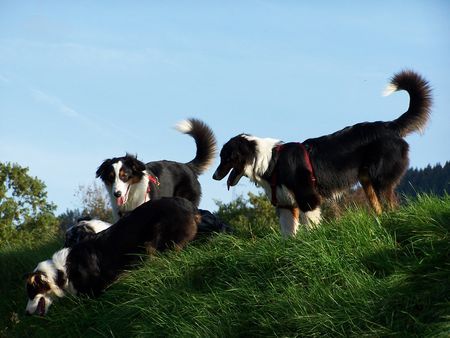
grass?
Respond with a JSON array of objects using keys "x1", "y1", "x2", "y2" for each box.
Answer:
[{"x1": 1, "y1": 195, "x2": 449, "y2": 337}]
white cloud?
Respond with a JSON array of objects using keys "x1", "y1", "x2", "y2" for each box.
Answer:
[
  {"x1": 31, "y1": 88, "x2": 81, "y2": 118},
  {"x1": 29, "y1": 87, "x2": 145, "y2": 142}
]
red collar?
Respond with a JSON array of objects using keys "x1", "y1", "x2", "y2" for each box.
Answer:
[
  {"x1": 145, "y1": 175, "x2": 159, "y2": 200},
  {"x1": 270, "y1": 143, "x2": 316, "y2": 206}
]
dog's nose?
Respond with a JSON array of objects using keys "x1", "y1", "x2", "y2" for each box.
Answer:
[
  {"x1": 114, "y1": 191, "x2": 122, "y2": 198},
  {"x1": 212, "y1": 170, "x2": 219, "y2": 180}
]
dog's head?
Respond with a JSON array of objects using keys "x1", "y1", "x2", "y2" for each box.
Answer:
[
  {"x1": 213, "y1": 135, "x2": 256, "y2": 189},
  {"x1": 96, "y1": 154, "x2": 146, "y2": 207},
  {"x1": 65, "y1": 219, "x2": 112, "y2": 247},
  {"x1": 25, "y1": 261, "x2": 66, "y2": 316}
]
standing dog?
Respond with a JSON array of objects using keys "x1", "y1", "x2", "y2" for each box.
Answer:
[
  {"x1": 213, "y1": 70, "x2": 432, "y2": 236},
  {"x1": 96, "y1": 118, "x2": 216, "y2": 220},
  {"x1": 25, "y1": 197, "x2": 200, "y2": 316}
]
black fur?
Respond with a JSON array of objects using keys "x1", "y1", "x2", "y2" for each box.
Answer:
[{"x1": 65, "y1": 223, "x2": 97, "y2": 247}]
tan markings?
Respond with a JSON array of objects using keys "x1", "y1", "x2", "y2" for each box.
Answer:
[
  {"x1": 384, "y1": 187, "x2": 398, "y2": 210},
  {"x1": 194, "y1": 213, "x2": 202, "y2": 225},
  {"x1": 359, "y1": 170, "x2": 382, "y2": 215},
  {"x1": 129, "y1": 176, "x2": 141, "y2": 184},
  {"x1": 292, "y1": 207, "x2": 300, "y2": 224},
  {"x1": 119, "y1": 169, "x2": 127, "y2": 181},
  {"x1": 29, "y1": 275, "x2": 36, "y2": 285},
  {"x1": 144, "y1": 242, "x2": 157, "y2": 256}
]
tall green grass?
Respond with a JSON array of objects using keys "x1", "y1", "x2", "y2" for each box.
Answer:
[{"x1": 2, "y1": 195, "x2": 449, "y2": 337}]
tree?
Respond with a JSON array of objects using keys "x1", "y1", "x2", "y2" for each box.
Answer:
[
  {"x1": 397, "y1": 161, "x2": 450, "y2": 197},
  {"x1": 215, "y1": 192, "x2": 278, "y2": 238},
  {"x1": 76, "y1": 181, "x2": 113, "y2": 222},
  {"x1": 59, "y1": 181, "x2": 113, "y2": 230},
  {"x1": 0, "y1": 162, "x2": 58, "y2": 239}
]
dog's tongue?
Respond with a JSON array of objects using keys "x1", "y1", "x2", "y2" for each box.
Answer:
[
  {"x1": 37, "y1": 297, "x2": 46, "y2": 316},
  {"x1": 116, "y1": 196, "x2": 124, "y2": 206}
]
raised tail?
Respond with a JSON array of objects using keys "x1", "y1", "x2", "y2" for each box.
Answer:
[
  {"x1": 175, "y1": 118, "x2": 217, "y2": 175},
  {"x1": 383, "y1": 70, "x2": 432, "y2": 137}
]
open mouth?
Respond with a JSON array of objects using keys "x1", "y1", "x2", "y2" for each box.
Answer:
[
  {"x1": 226, "y1": 169, "x2": 244, "y2": 190},
  {"x1": 37, "y1": 297, "x2": 46, "y2": 316}
]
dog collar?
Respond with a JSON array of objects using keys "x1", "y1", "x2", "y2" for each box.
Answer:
[{"x1": 144, "y1": 174, "x2": 160, "y2": 202}]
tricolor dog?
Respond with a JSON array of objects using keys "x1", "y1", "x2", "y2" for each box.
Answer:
[
  {"x1": 96, "y1": 118, "x2": 216, "y2": 220},
  {"x1": 213, "y1": 70, "x2": 432, "y2": 236},
  {"x1": 25, "y1": 197, "x2": 200, "y2": 316}
]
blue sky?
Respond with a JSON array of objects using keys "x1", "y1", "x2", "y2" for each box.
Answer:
[{"x1": 1, "y1": 1, "x2": 449, "y2": 214}]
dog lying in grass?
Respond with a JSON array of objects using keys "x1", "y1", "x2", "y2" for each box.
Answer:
[
  {"x1": 64, "y1": 212, "x2": 231, "y2": 248},
  {"x1": 25, "y1": 197, "x2": 200, "y2": 316}
]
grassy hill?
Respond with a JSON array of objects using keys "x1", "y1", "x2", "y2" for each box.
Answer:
[{"x1": 1, "y1": 195, "x2": 449, "y2": 337}]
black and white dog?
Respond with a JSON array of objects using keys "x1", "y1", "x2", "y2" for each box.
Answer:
[
  {"x1": 25, "y1": 197, "x2": 200, "y2": 316},
  {"x1": 213, "y1": 70, "x2": 432, "y2": 236},
  {"x1": 96, "y1": 118, "x2": 216, "y2": 221}
]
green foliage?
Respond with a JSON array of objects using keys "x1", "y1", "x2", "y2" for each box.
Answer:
[
  {"x1": 58, "y1": 181, "x2": 113, "y2": 230},
  {"x1": 0, "y1": 162, "x2": 58, "y2": 243},
  {"x1": 215, "y1": 192, "x2": 278, "y2": 238},
  {"x1": 398, "y1": 161, "x2": 450, "y2": 197},
  {"x1": 2, "y1": 195, "x2": 449, "y2": 337},
  {"x1": 0, "y1": 236, "x2": 61, "y2": 336},
  {"x1": 75, "y1": 181, "x2": 113, "y2": 222}
]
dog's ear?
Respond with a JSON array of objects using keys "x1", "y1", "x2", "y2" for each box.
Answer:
[
  {"x1": 96, "y1": 159, "x2": 112, "y2": 178},
  {"x1": 125, "y1": 152, "x2": 137, "y2": 159},
  {"x1": 124, "y1": 155, "x2": 146, "y2": 173},
  {"x1": 132, "y1": 160, "x2": 146, "y2": 173},
  {"x1": 237, "y1": 137, "x2": 256, "y2": 163}
]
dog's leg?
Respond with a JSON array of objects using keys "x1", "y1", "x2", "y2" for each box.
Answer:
[
  {"x1": 300, "y1": 208, "x2": 322, "y2": 229},
  {"x1": 359, "y1": 170, "x2": 382, "y2": 215},
  {"x1": 278, "y1": 207, "x2": 299, "y2": 237},
  {"x1": 383, "y1": 186, "x2": 398, "y2": 210},
  {"x1": 144, "y1": 242, "x2": 157, "y2": 256}
]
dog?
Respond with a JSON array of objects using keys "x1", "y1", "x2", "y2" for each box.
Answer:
[
  {"x1": 213, "y1": 70, "x2": 432, "y2": 236},
  {"x1": 96, "y1": 118, "x2": 216, "y2": 220},
  {"x1": 64, "y1": 218, "x2": 112, "y2": 247},
  {"x1": 64, "y1": 213, "x2": 232, "y2": 246},
  {"x1": 25, "y1": 197, "x2": 200, "y2": 316}
]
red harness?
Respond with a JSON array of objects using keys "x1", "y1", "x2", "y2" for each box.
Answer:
[
  {"x1": 145, "y1": 175, "x2": 159, "y2": 201},
  {"x1": 270, "y1": 143, "x2": 316, "y2": 206}
]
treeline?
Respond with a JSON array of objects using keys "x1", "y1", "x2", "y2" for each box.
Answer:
[
  {"x1": 397, "y1": 161, "x2": 450, "y2": 197},
  {"x1": 1, "y1": 161, "x2": 448, "y2": 243}
]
